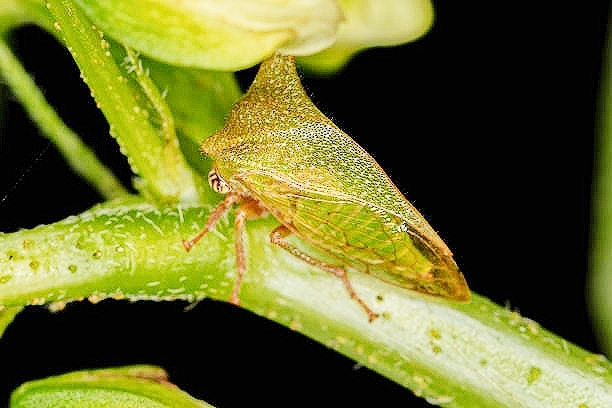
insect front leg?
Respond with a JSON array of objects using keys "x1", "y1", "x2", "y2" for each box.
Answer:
[
  {"x1": 270, "y1": 225, "x2": 379, "y2": 322},
  {"x1": 182, "y1": 193, "x2": 242, "y2": 251}
]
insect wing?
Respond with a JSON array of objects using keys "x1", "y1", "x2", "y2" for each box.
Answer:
[{"x1": 236, "y1": 171, "x2": 470, "y2": 301}]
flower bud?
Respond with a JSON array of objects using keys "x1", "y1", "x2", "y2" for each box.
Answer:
[
  {"x1": 73, "y1": 0, "x2": 344, "y2": 70},
  {"x1": 301, "y1": 0, "x2": 434, "y2": 73}
]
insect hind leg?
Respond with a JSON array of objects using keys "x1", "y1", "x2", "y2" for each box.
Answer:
[{"x1": 270, "y1": 225, "x2": 379, "y2": 322}]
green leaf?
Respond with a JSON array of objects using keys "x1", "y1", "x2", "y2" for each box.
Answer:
[{"x1": 10, "y1": 365, "x2": 211, "y2": 408}]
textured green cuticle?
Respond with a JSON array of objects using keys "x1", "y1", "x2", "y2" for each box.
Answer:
[{"x1": 0, "y1": 199, "x2": 237, "y2": 307}]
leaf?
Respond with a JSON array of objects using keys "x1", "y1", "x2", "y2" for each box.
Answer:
[{"x1": 10, "y1": 365, "x2": 210, "y2": 408}]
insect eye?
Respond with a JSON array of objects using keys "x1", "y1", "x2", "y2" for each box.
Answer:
[{"x1": 208, "y1": 169, "x2": 231, "y2": 194}]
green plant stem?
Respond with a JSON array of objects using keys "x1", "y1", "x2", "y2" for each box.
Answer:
[
  {"x1": 590, "y1": 7, "x2": 612, "y2": 356},
  {"x1": 0, "y1": 305, "x2": 22, "y2": 337},
  {"x1": 44, "y1": 0, "x2": 200, "y2": 204},
  {"x1": 0, "y1": 0, "x2": 51, "y2": 36},
  {"x1": 0, "y1": 198, "x2": 610, "y2": 407},
  {"x1": 123, "y1": 47, "x2": 177, "y2": 149},
  {"x1": 0, "y1": 40, "x2": 128, "y2": 199}
]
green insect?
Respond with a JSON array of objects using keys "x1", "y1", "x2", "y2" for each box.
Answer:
[{"x1": 183, "y1": 54, "x2": 470, "y2": 321}]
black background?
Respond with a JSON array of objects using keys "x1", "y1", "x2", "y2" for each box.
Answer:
[{"x1": 0, "y1": 2, "x2": 610, "y2": 407}]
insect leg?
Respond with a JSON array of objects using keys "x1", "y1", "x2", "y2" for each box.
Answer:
[
  {"x1": 231, "y1": 206, "x2": 247, "y2": 305},
  {"x1": 230, "y1": 199, "x2": 268, "y2": 305},
  {"x1": 270, "y1": 225, "x2": 379, "y2": 322},
  {"x1": 182, "y1": 193, "x2": 242, "y2": 252}
]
